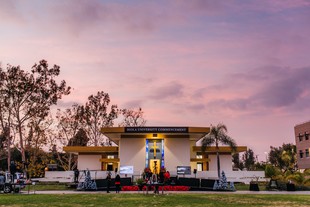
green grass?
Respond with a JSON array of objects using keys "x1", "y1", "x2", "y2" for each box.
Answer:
[
  {"x1": 234, "y1": 183, "x2": 267, "y2": 191},
  {"x1": 21, "y1": 183, "x2": 68, "y2": 191},
  {"x1": 0, "y1": 193, "x2": 309, "y2": 207}
]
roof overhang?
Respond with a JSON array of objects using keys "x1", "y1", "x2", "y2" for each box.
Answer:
[
  {"x1": 193, "y1": 146, "x2": 247, "y2": 153},
  {"x1": 63, "y1": 146, "x2": 118, "y2": 155},
  {"x1": 101, "y1": 126, "x2": 210, "y2": 144}
]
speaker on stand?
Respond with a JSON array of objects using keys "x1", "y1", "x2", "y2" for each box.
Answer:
[{"x1": 193, "y1": 169, "x2": 197, "y2": 178}]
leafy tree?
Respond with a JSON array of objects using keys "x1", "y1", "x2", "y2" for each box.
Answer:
[
  {"x1": 269, "y1": 143, "x2": 297, "y2": 172},
  {"x1": 0, "y1": 60, "x2": 71, "y2": 173},
  {"x1": 53, "y1": 105, "x2": 83, "y2": 170},
  {"x1": 265, "y1": 164, "x2": 281, "y2": 179},
  {"x1": 119, "y1": 107, "x2": 146, "y2": 127},
  {"x1": 68, "y1": 128, "x2": 89, "y2": 146},
  {"x1": 286, "y1": 171, "x2": 310, "y2": 187},
  {"x1": 242, "y1": 148, "x2": 256, "y2": 171},
  {"x1": 232, "y1": 153, "x2": 244, "y2": 170},
  {"x1": 55, "y1": 105, "x2": 82, "y2": 147},
  {"x1": 201, "y1": 123, "x2": 237, "y2": 178},
  {"x1": 79, "y1": 91, "x2": 118, "y2": 146},
  {"x1": 25, "y1": 147, "x2": 52, "y2": 178},
  {"x1": 26, "y1": 116, "x2": 53, "y2": 151}
]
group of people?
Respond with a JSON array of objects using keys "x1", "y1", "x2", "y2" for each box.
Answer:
[
  {"x1": 145, "y1": 170, "x2": 170, "y2": 184},
  {"x1": 74, "y1": 167, "x2": 171, "y2": 193},
  {"x1": 106, "y1": 172, "x2": 121, "y2": 193}
]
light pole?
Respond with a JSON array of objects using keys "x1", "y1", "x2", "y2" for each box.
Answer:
[{"x1": 264, "y1": 152, "x2": 268, "y2": 163}]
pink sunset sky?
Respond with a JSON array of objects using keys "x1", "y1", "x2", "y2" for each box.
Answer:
[{"x1": 1, "y1": 0, "x2": 310, "y2": 161}]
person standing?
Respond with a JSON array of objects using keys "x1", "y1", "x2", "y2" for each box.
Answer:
[
  {"x1": 74, "y1": 168, "x2": 80, "y2": 183},
  {"x1": 106, "y1": 172, "x2": 111, "y2": 193},
  {"x1": 115, "y1": 174, "x2": 121, "y2": 193},
  {"x1": 164, "y1": 171, "x2": 170, "y2": 184},
  {"x1": 10, "y1": 161, "x2": 16, "y2": 182}
]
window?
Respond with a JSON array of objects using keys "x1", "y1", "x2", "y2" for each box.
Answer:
[
  {"x1": 299, "y1": 150, "x2": 304, "y2": 158},
  {"x1": 197, "y1": 163, "x2": 203, "y2": 171},
  {"x1": 298, "y1": 133, "x2": 303, "y2": 142},
  {"x1": 305, "y1": 132, "x2": 309, "y2": 141},
  {"x1": 306, "y1": 149, "x2": 309, "y2": 158},
  {"x1": 107, "y1": 155, "x2": 114, "y2": 159}
]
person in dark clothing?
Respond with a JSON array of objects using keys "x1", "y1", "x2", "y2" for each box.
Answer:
[
  {"x1": 115, "y1": 174, "x2": 121, "y2": 193},
  {"x1": 10, "y1": 161, "x2": 16, "y2": 182},
  {"x1": 106, "y1": 172, "x2": 111, "y2": 193},
  {"x1": 159, "y1": 171, "x2": 165, "y2": 183},
  {"x1": 74, "y1": 169, "x2": 80, "y2": 183}
]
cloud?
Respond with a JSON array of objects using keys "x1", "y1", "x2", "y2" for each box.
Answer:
[
  {"x1": 122, "y1": 99, "x2": 144, "y2": 109},
  {"x1": 0, "y1": 0, "x2": 23, "y2": 24},
  {"x1": 38, "y1": 0, "x2": 176, "y2": 36},
  {"x1": 251, "y1": 67, "x2": 310, "y2": 108},
  {"x1": 203, "y1": 66, "x2": 310, "y2": 113},
  {"x1": 149, "y1": 81, "x2": 184, "y2": 100},
  {"x1": 170, "y1": 0, "x2": 236, "y2": 16}
]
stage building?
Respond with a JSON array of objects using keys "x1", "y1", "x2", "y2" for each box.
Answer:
[{"x1": 63, "y1": 127, "x2": 247, "y2": 176}]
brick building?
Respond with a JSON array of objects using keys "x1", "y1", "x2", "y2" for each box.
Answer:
[{"x1": 294, "y1": 121, "x2": 310, "y2": 169}]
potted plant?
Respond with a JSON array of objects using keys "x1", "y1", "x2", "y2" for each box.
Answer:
[
  {"x1": 249, "y1": 176, "x2": 259, "y2": 191},
  {"x1": 136, "y1": 178, "x2": 145, "y2": 191}
]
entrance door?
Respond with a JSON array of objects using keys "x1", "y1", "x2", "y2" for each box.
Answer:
[
  {"x1": 146, "y1": 139, "x2": 164, "y2": 172},
  {"x1": 149, "y1": 159, "x2": 160, "y2": 174}
]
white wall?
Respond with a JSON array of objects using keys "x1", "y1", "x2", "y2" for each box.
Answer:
[
  {"x1": 119, "y1": 138, "x2": 145, "y2": 175},
  {"x1": 208, "y1": 154, "x2": 232, "y2": 172},
  {"x1": 78, "y1": 155, "x2": 102, "y2": 171},
  {"x1": 165, "y1": 138, "x2": 190, "y2": 172},
  {"x1": 43, "y1": 170, "x2": 265, "y2": 184}
]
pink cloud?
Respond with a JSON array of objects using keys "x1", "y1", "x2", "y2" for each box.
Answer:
[{"x1": 0, "y1": 0, "x2": 24, "y2": 24}]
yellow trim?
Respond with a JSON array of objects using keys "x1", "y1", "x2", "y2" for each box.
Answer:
[
  {"x1": 190, "y1": 158, "x2": 210, "y2": 162},
  {"x1": 99, "y1": 158, "x2": 120, "y2": 162},
  {"x1": 193, "y1": 146, "x2": 247, "y2": 153},
  {"x1": 188, "y1": 127, "x2": 210, "y2": 133},
  {"x1": 101, "y1": 127, "x2": 124, "y2": 133},
  {"x1": 63, "y1": 146, "x2": 118, "y2": 153}
]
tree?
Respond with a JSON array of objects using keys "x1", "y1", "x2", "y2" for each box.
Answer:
[
  {"x1": 242, "y1": 149, "x2": 256, "y2": 171},
  {"x1": 119, "y1": 107, "x2": 146, "y2": 127},
  {"x1": 55, "y1": 105, "x2": 82, "y2": 147},
  {"x1": 269, "y1": 143, "x2": 297, "y2": 172},
  {"x1": 201, "y1": 123, "x2": 237, "y2": 178},
  {"x1": 0, "y1": 60, "x2": 71, "y2": 173},
  {"x1": 53, "y1": 105, "x2": 83, "y2": 170},
  {"x1": 265, "y1": 164, "x2": 280, "y2": 179},
  {"x1": 232, "y1": 153, "x2": 244, "y2": 170},
  {"x1": 68, "y1": 128, "x2": 89, "y2": 146},
  {"x1": 79, "y1": 91, "x2": 118, "y2": 146}
]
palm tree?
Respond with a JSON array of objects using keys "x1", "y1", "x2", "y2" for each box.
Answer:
[{"x1": 201, "y1": 123, "x2": 237, "y2": 178}]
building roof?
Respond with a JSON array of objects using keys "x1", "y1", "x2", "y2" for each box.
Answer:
[
  {"x1": 192, "y1": 146, "x2": 247, "y2": 153},
  {"x1": 101, "y1": 126, "x2": 210, "y2": 144},
  {"x1": 63, "y1": 146, "x2": 118, "y2": 155}
]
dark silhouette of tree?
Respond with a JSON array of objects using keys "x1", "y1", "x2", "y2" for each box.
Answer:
[
  {"x1": 201, "y1": 123, "x2": 237, "y2": 178},
  {"x1": 119, "y1": 107, "x2": 146, "y2": 127},
  {"x1": 0, "y1": 60, "x2": 71, "y2": 173},
  {"x1": 68, "y1": 129, "x2": 89, "y2": 146},
  {"x1": 53, "y1": 105, "x2": 82, "y2": 170},
  {"x1": 79, "y1": 91, "x2": 118, "y2": 146},
  {"x1": 232, "y1": 153, "x2": 244, "y2": 170},
  {"x1": 55, "y1": 105, "x2": 82, "y2": 146},
  {"x1": 242, "y1": 148, "x2": 256, "y2": 171}
]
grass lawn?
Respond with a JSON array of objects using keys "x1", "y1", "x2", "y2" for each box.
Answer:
[
  {"x1": 21, "y1": 183, "x2": 69, "y2": 191},
  {"x1": 0, "y1": 193, "x2": 309, "y2": 207}
]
